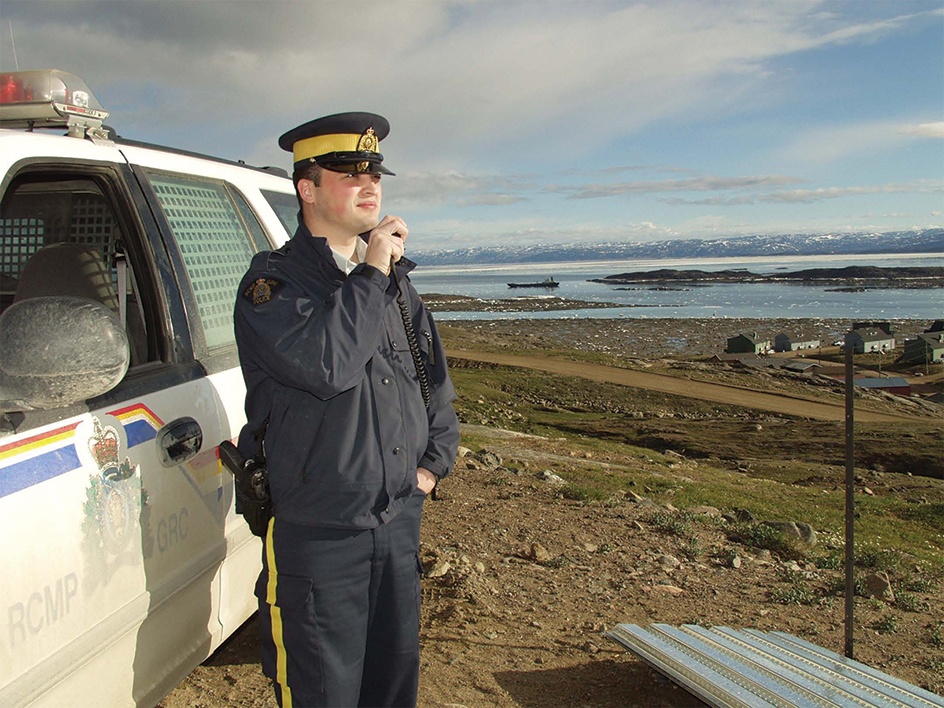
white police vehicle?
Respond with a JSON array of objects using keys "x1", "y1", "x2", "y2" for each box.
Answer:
[{"x1": 0, "y1": 70, "x2": 301, "y2": 707}]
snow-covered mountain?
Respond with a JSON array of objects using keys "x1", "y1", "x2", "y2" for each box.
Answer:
[{"x1": 412, "y1": 229, "x2": 943, "y2": 266}]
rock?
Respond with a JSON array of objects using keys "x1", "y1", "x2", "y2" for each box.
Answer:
[
  {"x1": 627, "y1": 491, "x2": 647, "y2": 503},
  {"x1": 630, "y1": 521, "x2": 646, "y2": 532},
  {"x1": 582, "y1": 542, "x2": 599, "y2": 553},
  {"x1": 688, "y1": 505, "x2": 721, "y2": 517},
  {"x1": 794, "y1": 522, "x2": 817, "y2": 544},
  {"x1": 730, "y1": 555, "x2": 742, "y2": 569},
  {"x1": 537, "y1": 469, "x2": 566, "y2": 485},
  {"x1": 761, "y1": 520, "x2": 817, "y2": 545},
  {"x1": 658, "y1": 554, "x2": 681, "y2": 569},
  {"x1": 530, "y1": 543, "x2": 552, "y2": 562},
  {"x1": 457, "y1": 446, "x2": 472, "y2": 458},
  {"x1": 734, "y1": 508, "x2": 756, "y2": 523},
  {"x1": 863, "y1": 571, "x2": 895, "y2": 602},
  {"x1": 427, "y1": 561, "x2": 452, "y2": 578},
  {"x1": 653, "y1": 584, "x2": 684, "y2": 596},
  {"x1": 664, "y1": 503, "x2": 678, "y2": 512},
  {"x1": 474, "y1": 562, "x2": 486, "y2": 574},
  {"x1": 475, "y1": 451, "x2": 502, "y2": 469},
  {"x1": 862, "y1": 487, "x2": 875, "y2": 496}
]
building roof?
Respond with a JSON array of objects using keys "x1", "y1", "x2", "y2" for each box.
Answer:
[
  {"x1": 853, "y1": 377, "x2": 909, "y2": 389},
  {"x1": 851, "y1": 328, "x2": 895, "y2": 343},
  {"x1": 915, "y1": 332, "x2": 944, "y2": 347},
  {"x1": 776, "y1": 332, "x2": 819, "y2": 341}
]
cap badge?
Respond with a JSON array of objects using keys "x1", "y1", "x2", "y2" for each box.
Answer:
[
  {"x1": 357, "y1": 127, "x2": 378, "y2": 153},
  {"x1": 356, "y1": 127, "x2": 378, "y2": 173}
]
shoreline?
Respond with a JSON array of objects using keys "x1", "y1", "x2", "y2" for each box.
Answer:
[
  {"x1": 437, "y1": 316, "x2": 935, "y2": 359},
  {"x1": 413, "y1": 251, "x2": 944, "y2": 276}
]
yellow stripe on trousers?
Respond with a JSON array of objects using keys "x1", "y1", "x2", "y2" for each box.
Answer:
[{"x1": 266, "y1": 517, "x2": 293, "y2": 707}]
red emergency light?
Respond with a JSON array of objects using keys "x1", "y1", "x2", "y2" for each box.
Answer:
[{"x1": 0, "y1": 69, "x2": 108, "y2": 133}]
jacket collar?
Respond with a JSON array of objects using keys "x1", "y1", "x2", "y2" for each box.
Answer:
[{"x1": 290, "y1": 211, "x2": 416, "y2": 277}]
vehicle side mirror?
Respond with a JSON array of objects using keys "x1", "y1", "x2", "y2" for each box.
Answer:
[{"x1": 0, "y1": 296, "x2": 130, "y2": 411}]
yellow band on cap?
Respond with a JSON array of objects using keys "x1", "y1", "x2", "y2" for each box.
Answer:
[{"x1": 293, "y1": 133, "x2": 378, "y2": 164}]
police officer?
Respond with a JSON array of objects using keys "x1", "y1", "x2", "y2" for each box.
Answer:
[{"x1": 233, "y1": 112, "x2": 460, "y2": 708}]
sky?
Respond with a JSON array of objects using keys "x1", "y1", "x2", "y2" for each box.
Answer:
[{"x1": 1, "y1": 0, "x2": 942, "y2": 252}]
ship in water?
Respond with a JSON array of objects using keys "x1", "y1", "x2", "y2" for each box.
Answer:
[{"x1": 507, "y1": 276, "x2": 560, "y2": 289}]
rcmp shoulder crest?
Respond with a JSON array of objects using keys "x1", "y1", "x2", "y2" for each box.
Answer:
[{"x1": 244, "y1": 277, "x2": 284, "y2": 305}]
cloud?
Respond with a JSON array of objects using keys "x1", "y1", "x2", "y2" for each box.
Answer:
[
  {"x1": 897, "y1": 122, "x2": 944, "y2": 139},
  {"x1": 410, "y1": 215, "x2": 677, "y2": 249},
  {"x1": 662, "y1": 181, "x2": 943, "y2": 206},
  {"x1": 2, "y1": 1, "x2": 937, "y2": 170},
  {"x1": 782, "y1": 119, "x2": 944, "y2": 164},
  {"x1": 383, "y1": 171, "x2": 539, "y2": 208},
  {"x1": 759, "y1": 182, "x2": 943, "y2": 204},
  {"x1": 562, "y1": 175, "x2": 804, "y2": 200},
  {"x1": 456, "y1": 194, "x2": 528, "y2": 207}
]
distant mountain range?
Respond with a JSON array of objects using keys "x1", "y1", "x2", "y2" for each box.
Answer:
[{"x1": 412, "y1": 228, "x2": 943, "y2": 266}]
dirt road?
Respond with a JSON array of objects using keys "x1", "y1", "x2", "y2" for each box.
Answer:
[{"x1": 445, "y1": 349, "x2": 917, "y2": 423}]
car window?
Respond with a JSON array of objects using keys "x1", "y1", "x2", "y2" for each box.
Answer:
[
  {"x1": 0, "y1": 173, "x2": 155, "y2": 367},
  {"x1": 261, "y1": 189, "x2": 298, "y2": 237},
  {"x1": 146, "y1": 173, "x2": 263, "y2": 352}
]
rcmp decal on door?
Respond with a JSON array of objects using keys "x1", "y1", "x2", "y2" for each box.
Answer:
[{"x1": 80, "y1": 417, "x2": 148, "y2": 588}]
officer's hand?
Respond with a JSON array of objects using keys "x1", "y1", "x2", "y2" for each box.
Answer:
[
  {"x1": 416, "y1": 467, "x2": 437, "y2": 496},
  {"x1": 365, "y1": 215, "x2": 408, "y2": 275}
]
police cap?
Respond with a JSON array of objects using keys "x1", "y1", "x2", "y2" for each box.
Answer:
[{"x1": 278, "y1": 112, "x2": 394, "y2": 176}]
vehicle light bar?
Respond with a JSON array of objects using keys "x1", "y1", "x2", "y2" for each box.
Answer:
[{"x1": 0, "y1": 69, "x2": 109, "y2": 138}]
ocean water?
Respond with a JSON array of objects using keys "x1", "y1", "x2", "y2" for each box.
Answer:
[{"x1": 408, "y1": 253, "x2": 944, "y2": 321}]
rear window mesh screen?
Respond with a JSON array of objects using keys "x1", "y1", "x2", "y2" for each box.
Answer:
[
  {"x1": 1, "y1": 194, "x2": 116, "y2": 277},
  {"x1": 149, "y1": 175, "x2": 256, "y2": 350}
]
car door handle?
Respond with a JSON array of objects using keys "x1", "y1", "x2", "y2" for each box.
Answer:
[{"x1": 157, "y1": 417, "x2": 203, "y2": 467}]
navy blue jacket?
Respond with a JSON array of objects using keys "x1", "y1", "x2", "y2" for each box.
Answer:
[{"x1": 233, "y1": 220, "x2": 459, "y2": 529}]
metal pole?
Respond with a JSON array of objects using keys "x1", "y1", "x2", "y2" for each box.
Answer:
[{"x1": 844, "y1": 334, "x2": 855, "y2": 659}]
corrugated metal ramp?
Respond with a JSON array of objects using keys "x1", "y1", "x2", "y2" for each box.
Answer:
[{"x1": 606, "y1": 624, "x2": 943, "y2": 708}]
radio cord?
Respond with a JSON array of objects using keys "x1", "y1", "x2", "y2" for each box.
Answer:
[{"x1": 392, "y1": 256, "x2": 431, "y2": 409}]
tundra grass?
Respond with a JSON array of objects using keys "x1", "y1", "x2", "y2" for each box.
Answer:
[{"x1": 449, "y1": 366, "x2": 944, "y2": 569}]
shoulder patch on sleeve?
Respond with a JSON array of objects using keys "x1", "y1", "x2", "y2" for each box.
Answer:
[{"x1": 243, "y1": 277, "x2": 285, "y2": 305}]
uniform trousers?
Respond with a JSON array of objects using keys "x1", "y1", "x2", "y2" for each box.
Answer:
[{"x1": 256, "y1": 490, "x2": 425, "y2": 708}]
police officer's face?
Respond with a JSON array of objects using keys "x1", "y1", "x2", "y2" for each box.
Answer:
[{"x1": 308, "y1": 171, "x2": 382, "y2": 236}]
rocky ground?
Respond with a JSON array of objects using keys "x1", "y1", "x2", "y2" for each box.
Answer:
[
  {"x1": 422, "y1": 293, "x2": 624, "y2": 313},
  {"x1": 160, "y1": 433, "x2": 943, "y2": 708},
  {"x1": 159, "y1": 316, "x2": 942, "y2": 708}
]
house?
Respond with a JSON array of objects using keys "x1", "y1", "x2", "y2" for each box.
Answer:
[
  {"x1": 853, "y1": 321, "x2": 894, "y2": 337},
  {"x1": 903, "y1": 331, "x2": 944, "y2": 364},
  {"x1": 847, "y1": 327, "x2": 895, "y2": 354},
  {"x1": 925, "y1": 320, "x2": 944, "y2": 333},
  {"x1": 853, "y1": 376, "x2": 911, "y2": 396},
  {"x1": 774, "y1": 332, "x2": 821, "y2": 352},
  {"x1": 781, "y1": 360, "x2": 822, "y2": 374},
  {"x1": 725, "y1": 332, "x2": 771, "y2": 354}
]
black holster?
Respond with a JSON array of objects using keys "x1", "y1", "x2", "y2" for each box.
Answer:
[{"x1": 219, "y1": 440, "x2": 272, "y2": 537}]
